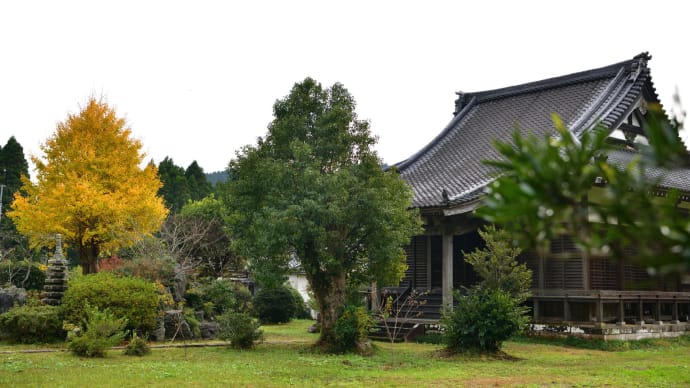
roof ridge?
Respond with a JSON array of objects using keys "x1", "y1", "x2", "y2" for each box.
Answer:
[{"x1": 461, "y1": 56, "x2": 645, "y2": 105}]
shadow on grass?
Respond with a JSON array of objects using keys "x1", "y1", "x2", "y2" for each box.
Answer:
[{"x1": 435, "y1": 347, "x2": 522, "y2": 361}]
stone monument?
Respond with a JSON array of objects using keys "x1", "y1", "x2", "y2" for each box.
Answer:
[{"x1": 41, "y1": 234, "x2": 69, "y2": 306}]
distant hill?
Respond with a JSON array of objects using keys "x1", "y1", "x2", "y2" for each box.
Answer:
[{"x1": 205, "y1": 170, "x2": 228, "y2": 186}]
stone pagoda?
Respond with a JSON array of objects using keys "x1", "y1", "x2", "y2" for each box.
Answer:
[{"x1": 41, "y1": 234, "x2": 69, "y2": 306}]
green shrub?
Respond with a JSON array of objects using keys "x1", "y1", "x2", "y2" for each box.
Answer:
[
  {"x1": 201, "y1": 279, "x2": 236, "y2": 316},
  {"x1": 253, "y1": 286, "x2": 296, "y2": 324},
  {"x1": 287, "y1": 285, "x2": 311, "y2": 319},
  {"x1": 184, "y1": 308, "x2": 202, "y2": 338},
  {"x1": 185, "y1": 279, "x2": 252, "y2": 318},
  {"x1": 124, "y1": 332, "x2": 150, "y2": 356},
  {"x1": 68, "y1": 304, "x2": 128, "y2": 357},
  {"x1": 217, "y1": 311, "x2": 263, "y2": 349},
  {"x1": 333, "y1": 304, "x2": 373, "y2": 353},
  {"x1": 183, "y1": 287, "x2": 205, "y2": 311},
  {"x1": 230, "y1": 282, "x2": 253, "y2": 314},
  {"x1": 62, "y1": 272, "x2": 159, "y2": 334},
  {"x1": 442, "y1": 286, "x2": 529, "y2": 352},
  {"x1": 0, "y1": 304, "x2": 65, "y2": 343},
  {"x1": 0, "y1": 261, "x2": 46, "y2": 291}
]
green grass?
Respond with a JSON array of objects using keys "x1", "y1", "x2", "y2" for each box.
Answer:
[{"x1": 1, "y1": 320, "x2": 689, "y2": 387}]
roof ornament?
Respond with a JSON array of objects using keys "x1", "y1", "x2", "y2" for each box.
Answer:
[
  {"x1": 629, "y1": 52, "x2": 651, "y2": 81},
  {"x1": 441, "y1": 188, "x2": 450, "y2": 204},
  {"x1": 454, "y1": 91, "x2": 466, "y2": 115}
]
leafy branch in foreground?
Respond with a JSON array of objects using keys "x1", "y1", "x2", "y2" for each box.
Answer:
[{"x1": 479, "y1": 106, "x2": 690, "y2": 273}]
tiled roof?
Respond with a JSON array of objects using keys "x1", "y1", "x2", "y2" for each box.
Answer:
[
  {"x1": 396, "y1": 53, "x2": 689, "y2": 210},
  {"x1": 606, "y1": 149, "x2": 690, "y2": 192}
]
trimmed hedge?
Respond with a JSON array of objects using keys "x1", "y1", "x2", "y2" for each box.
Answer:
[{"x1": 62, "y1": 272, "x2": 159, "y2": 334}]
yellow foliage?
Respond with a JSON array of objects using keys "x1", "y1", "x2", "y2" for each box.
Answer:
[{"x1": 8, "y1": 98, "x2": 168, "y2": 271}]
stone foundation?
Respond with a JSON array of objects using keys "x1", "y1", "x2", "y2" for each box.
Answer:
[{"x1": 530, "y1": 322, "x2": 690, "y2": 341}]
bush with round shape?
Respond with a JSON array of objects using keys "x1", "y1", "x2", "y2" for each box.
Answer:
[
  {"x1": 0, "y1": 304, "x2": 65, "y2": 343},
  {"x1": 253, "y1": 286, "x2": 296, "y2": 324},
  {"x1": 62, "y1": 272, "x2": 159, "y2": 334},
  {"x1": 217, "y1": 311, "x2": 263, "y2": 349},
  {"x1": 442, "y1": 286, "x2": 529, "y2": 353}
]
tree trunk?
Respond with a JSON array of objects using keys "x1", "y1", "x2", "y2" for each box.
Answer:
[
  {"x1": 312, "y1": 271, "x2": 347, "y2": 350},
  {"x1": 79, "y1": 239, "x2": 101, "y2": 275}
]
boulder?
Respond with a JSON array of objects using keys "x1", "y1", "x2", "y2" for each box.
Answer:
[
  {"x1": 0, "y1": 286, "x2": 27, "y2": 313},
  {"x1": 163, "y1": 310, "x2": 193, "y2": 340},
  {"x1": 199, "y1": 321, "x2": 219, "y2": 339}
]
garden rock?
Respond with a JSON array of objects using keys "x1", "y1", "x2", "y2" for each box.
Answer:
[
  {"x1": 0, "y1": 286, "x2": 27, "y2": 313},
  {"x1": 151, "y1": 317, "x2": 166, "y2": 342},
  {"x1": 163, "y1": 310, "x2": 192, "y2": 340},
  {"x1": 199, "y1": 321, "x2": 219, "y2": 339}
]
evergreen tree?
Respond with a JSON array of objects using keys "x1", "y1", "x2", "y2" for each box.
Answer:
[
  {"x1": 157, "y1": 157, "x2": 190, "y2": 212},
  {"x1": 0, "y1": 137, "x2": 30, "y2": 245},
  {"x1": 0, "y1": 136, "x2": 29, "y2": 218},
  {"x1": 185, "y1": 161, "x2": 212, "y2": 201}
]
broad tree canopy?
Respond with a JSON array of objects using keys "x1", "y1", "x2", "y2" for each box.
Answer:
[
  {"x1": 223, "y1": 78, "x2": 421, "y2": 349},
  {"x1": 9, "y1": 98, "x2": 168, "y2": 273}
]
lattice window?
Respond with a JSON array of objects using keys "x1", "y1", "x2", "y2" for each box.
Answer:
[
  {"x1": 623, "y1": 262, "x2": 652, "y2": 291},
  {"x1": 402, "y1": 236, "x2": 428, "y2": 288},
  {"x1": 550, "y1": 235, "x2": 578, "y2": 256},
  {"x1": 544, "y1": 257, "x2": 583, "y2": 289},
  {"x1": 590, "y1": 258, "x2": 618, "y2": 290}
]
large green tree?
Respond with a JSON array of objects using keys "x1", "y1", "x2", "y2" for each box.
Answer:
[
  {"x1": 223, "y1": 78, "x2": 422, "y2": 350},
  {"x1": 479, "y1": 108, "x2": 690, "y2": 273}
]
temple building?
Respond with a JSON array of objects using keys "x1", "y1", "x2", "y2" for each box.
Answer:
[{"x1": 389, "y1": 53, "x2": 690, "y2": 338}]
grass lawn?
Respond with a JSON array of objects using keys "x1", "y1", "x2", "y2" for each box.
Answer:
[{"x1": 1, "y1": 320, "x2": 689, "y2": 387}]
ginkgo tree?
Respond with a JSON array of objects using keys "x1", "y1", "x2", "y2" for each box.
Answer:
[{"x1": 9, "y1": 97, "x2": 168, "y2": 274}]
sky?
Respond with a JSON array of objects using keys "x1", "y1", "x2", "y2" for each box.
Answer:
[{"x1": 1, "y1": 1, "x2": 688, "y2": 174}]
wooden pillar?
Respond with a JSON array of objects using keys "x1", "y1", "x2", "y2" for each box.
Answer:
[
  {"x1": 617, "y1": 299, "x2": 625, "y2": 325},
  {"x1": 442, "y1": 233, "x2": 454, "y2": 309},
  {"x1": 656, "y1": 299, "x2": 662, "y2": 324},
  {"x1": 672, "y1": 300, "x2": 680, "y2": 324},
  {"x1": 563, "y1": 298, "x2": 571, "y2": 322},
  {"x1": 582, "y1": 252, "x2": 590, "y2": 291},
  {"x1": 596, "y1": 297, "x2": 603, "y2": 323},
  {"x1": 638, "y1": 297, "x2": 644, "y2": 325},
  {"x1": 533, "y1": 299, "x2": 540, "y2": 322}
]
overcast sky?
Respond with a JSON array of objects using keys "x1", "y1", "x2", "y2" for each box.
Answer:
[{"x1": 1, "y1": 1, "x2": 688, "y2": 174}]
